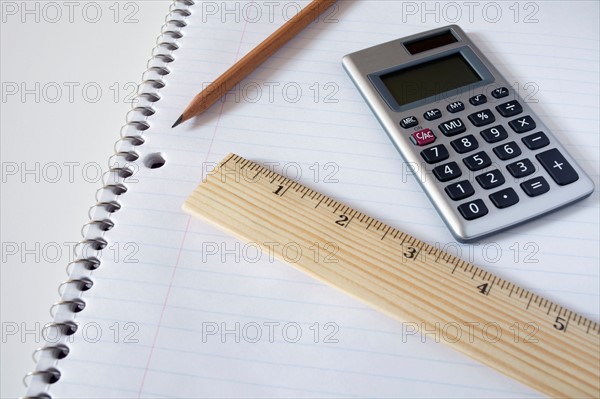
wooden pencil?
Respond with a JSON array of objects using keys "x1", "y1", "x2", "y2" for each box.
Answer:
[{"x1": 172, "y1": 0, "x2": 337, "y2": 128}]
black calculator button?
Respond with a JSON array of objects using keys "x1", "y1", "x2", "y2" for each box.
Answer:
[
  {"x1": 447, "y1": 101, "x2": 465, "y2": 113},
  {"x1": 493, "y1": 141, "x2": 521, "y2": 160},
  {"x1": 468, "y1": 109, "x2": 496, "y2": 127},
  {"x1": 423, "y1": 108, "x2": 442, "y2": 121},
  {"x1": 469, "y1": 94, "x2": 487, "y2": 106},
  {"x1": 491, "y1": 87, "x2": 509, "y2": 99},
  {"x1": 458, "y1": 199, "x2": 488, "y2": 220},
  {"x1": 476, "y1": 169, "x2": 505, "y2": 189},
  {"x1": 496, "y1": 100, "x2": 523, "y2": 117},
  {"x1": 451, "y1": 135, "x2": 479, "y2": 154},
  {"x1": 508, "y1": 115, "x2": 536, "y2": 133},
  {"x1": 506, "y1": 158, "x2": 535, "y2": 178},
  {"x1": 463, "y1": 151, "x2": 492, "y2": 171},
  {"x1": 420, "y1": 144, "x2": 449, "y2": 164},
  {"x1": 521, "y1": 176, "x2": 550, "y2": 197},
  {"x1": 489, "y1": 188, "x2": 520, "y2": 209},
  {"x1": 522, "y1": 131, "x2": 550, "y2": 150},
  {"x1": 536, "y1": 149, "x2": 579, "y2": 185},
  {"x1": 433, "y1": 162, "x2": 462, "y2": 182},
  {"x1": 400, "y1": 116, "x2": 419, "y2": 129},
  {"x1": 445, "y1": 180, "x2": 475, "y2": 201},
  {"x1": 480, "y1": 125, "x2": 508, "y2": 143},
  {"x1": 438, "y1": 118, "x2": 466, "y2": 137}
]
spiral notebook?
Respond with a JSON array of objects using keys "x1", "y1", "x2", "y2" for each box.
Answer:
[{"x1": 25, "y1": 1, "x2": 599, "y2": 398}]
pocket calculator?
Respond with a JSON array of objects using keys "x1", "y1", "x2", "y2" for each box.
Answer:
[{"x1": 343, "y1": 25, "x2": 594, "y2": 242}]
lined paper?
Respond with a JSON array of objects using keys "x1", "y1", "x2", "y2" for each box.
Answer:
[{"x1": 31, "y1": 1, "x2": 598, "y2": 398}]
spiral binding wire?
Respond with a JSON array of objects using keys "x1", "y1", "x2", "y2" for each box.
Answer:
[{"x1": 23, "y1": 1, "x2": 193, "y2": 397}]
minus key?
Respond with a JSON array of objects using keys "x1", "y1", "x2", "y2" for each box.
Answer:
[{"x1": 522, "y1": 132, "x2": 550, "y2": 150}]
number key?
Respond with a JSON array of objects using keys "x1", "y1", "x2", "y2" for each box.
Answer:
[
  {"x1": 480, "y1": 125, "x2": 508, "y2": 143},
  {"x1": 476, "y1": 169, "x2": 505, "y2": 189},
  {"x1": 451, "y1": 135, "x2": 479, "y2": 154},
  {"x1": 463, "y1": 151, "x2": 492, "y2": 171},
  {"x1": 458, "y1": 199, "x2": 489, "y2": 220},
  {"x1": 506, "y1": 158, "x2": 535, "y2": 178},
  {"x1": 433, "y1": 162, "x2": 462, "y2": 182},
  {"x1": 493, "y1": 141, "x2": 521, "y2": 160},
  {"x1": 420, "y1": 144, "x2": 449, "y2": 164},
  {"x1": 445, "y1": 180, "x2": 475, "y2": 201}
]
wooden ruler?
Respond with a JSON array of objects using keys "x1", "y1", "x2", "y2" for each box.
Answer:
[{"x1": 183, "y1": 153, "x2": 599, "y2": 398}]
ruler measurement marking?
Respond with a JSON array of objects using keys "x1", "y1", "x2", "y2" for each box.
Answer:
[
  {"x1": 381, "y1": 226, "x2": 391, "y2": 241},
  {"x1": 526, "y1": 295, "x2": 533, "y2": 310},
  {"x1": 315, "y1": 197, "x2": 325, "y2": 208},
  {"x1": 220, "y1": 153, "x2": 237, "y2": 167},
  {"x1": 279, "y1": 184, "x2": 291, "y2": 197},
  {"x1": 185, "y1": 154, "x2": 600, "y2": 399},
  {"x1": 451, "y1": 263, "x2": 459, "y2": 274}
]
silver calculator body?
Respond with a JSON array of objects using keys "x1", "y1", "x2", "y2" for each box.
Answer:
[{"x1": 343, "y1": 25, "x2": 594, "y2": 242}]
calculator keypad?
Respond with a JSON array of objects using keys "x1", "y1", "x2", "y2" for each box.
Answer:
[
  {"x1": 480, "y1": 125, "x2": 508, "y2": 143},
  {"x1": 438, "y1": 118, "x2": 466, "y2": 136},
  {"x1": 447, "y1": 101, "x2": 465, "y2": 113},
  {"x1": 496, "y1": 100, "x2": 523, "y2": 117},
  {"x1": 522, "y1": 132, "x2": 549, "y2": 150},
  {"x1": 506, "y1": 159, "x2": 535, "y2": 178},
  {"x1": 509, "y1": 115, "x2": 536, "y2": 133},
  {"x1": 433, "y1": 162, "x2": 462, "y2": 182},
  {"x1": 489, "y1": 188, "x2": 520, "y2": 209},
  {"x1": 420, "y1": 144, "x2": 449, "y2": 164},
  {"x1": 451, "y1": 135, "x2": 479, "y2": 154},
  {"x1": 463, "y1": 151, "x2": 492, "y2": 171},
  {"x1": 400, "y1": 116, "x2": 419, "y2": 129},
  {"x1": 491, "y1": 87, "x2": 509, "y2": 98},
  {"x1": 400, "y1": 87, "x2": 583, "y2": 226},
  {"x1": 410, "y1": 129, "x2": 436, "y2": 146},
  {"x1": 536, "y1": 149, "x2": 579, "y2": 185},
  {"x1": 467, "y1": 109, "x2": 495, "y2": 127},
  {"x1": 521, "y1": 176, "x2": 550, "y2": 197},
  {"x1": 423, "y1": 108, "x2": 442, "y2": 121},
  {"x1": 493, "y1": 141, "x2": 521, "y2": 160},
  {"x1": 476, "y1": 170, "x2": 505, "y2": 190},
  {"x1": 445, "y1": 180, "x2": 475, "y2": 201},
  {"x1": 469, "y1": 94, "x2": 487, "y2": 106},
  {"x1": 458, "y1": 199, "x2": 488, "y2": 220}
]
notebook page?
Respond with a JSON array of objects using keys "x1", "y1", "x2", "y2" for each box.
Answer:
[{"x1": 35, "y1": 1, "x2": 598, "y2": 398}]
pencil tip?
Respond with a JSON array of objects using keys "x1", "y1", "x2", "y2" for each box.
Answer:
[{"x1": 172, "y1": 115, "x2": 184, "y2": 128}]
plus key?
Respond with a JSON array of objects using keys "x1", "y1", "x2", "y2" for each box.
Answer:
[{"x1": 536, "y1": 148, "x2": 579, "y2": 185}]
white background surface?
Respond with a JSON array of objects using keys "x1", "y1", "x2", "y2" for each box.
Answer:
[
  {"x1": 1, "y1": 1, "x2": 599, "y2": 398},
  {"x1": 1, "y1": 2, "x2": 167, "y2": 397}
]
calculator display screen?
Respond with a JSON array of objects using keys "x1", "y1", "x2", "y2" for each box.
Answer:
[{"x1": 380, "y1": 53, "x2": 482, "y2": 106}]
